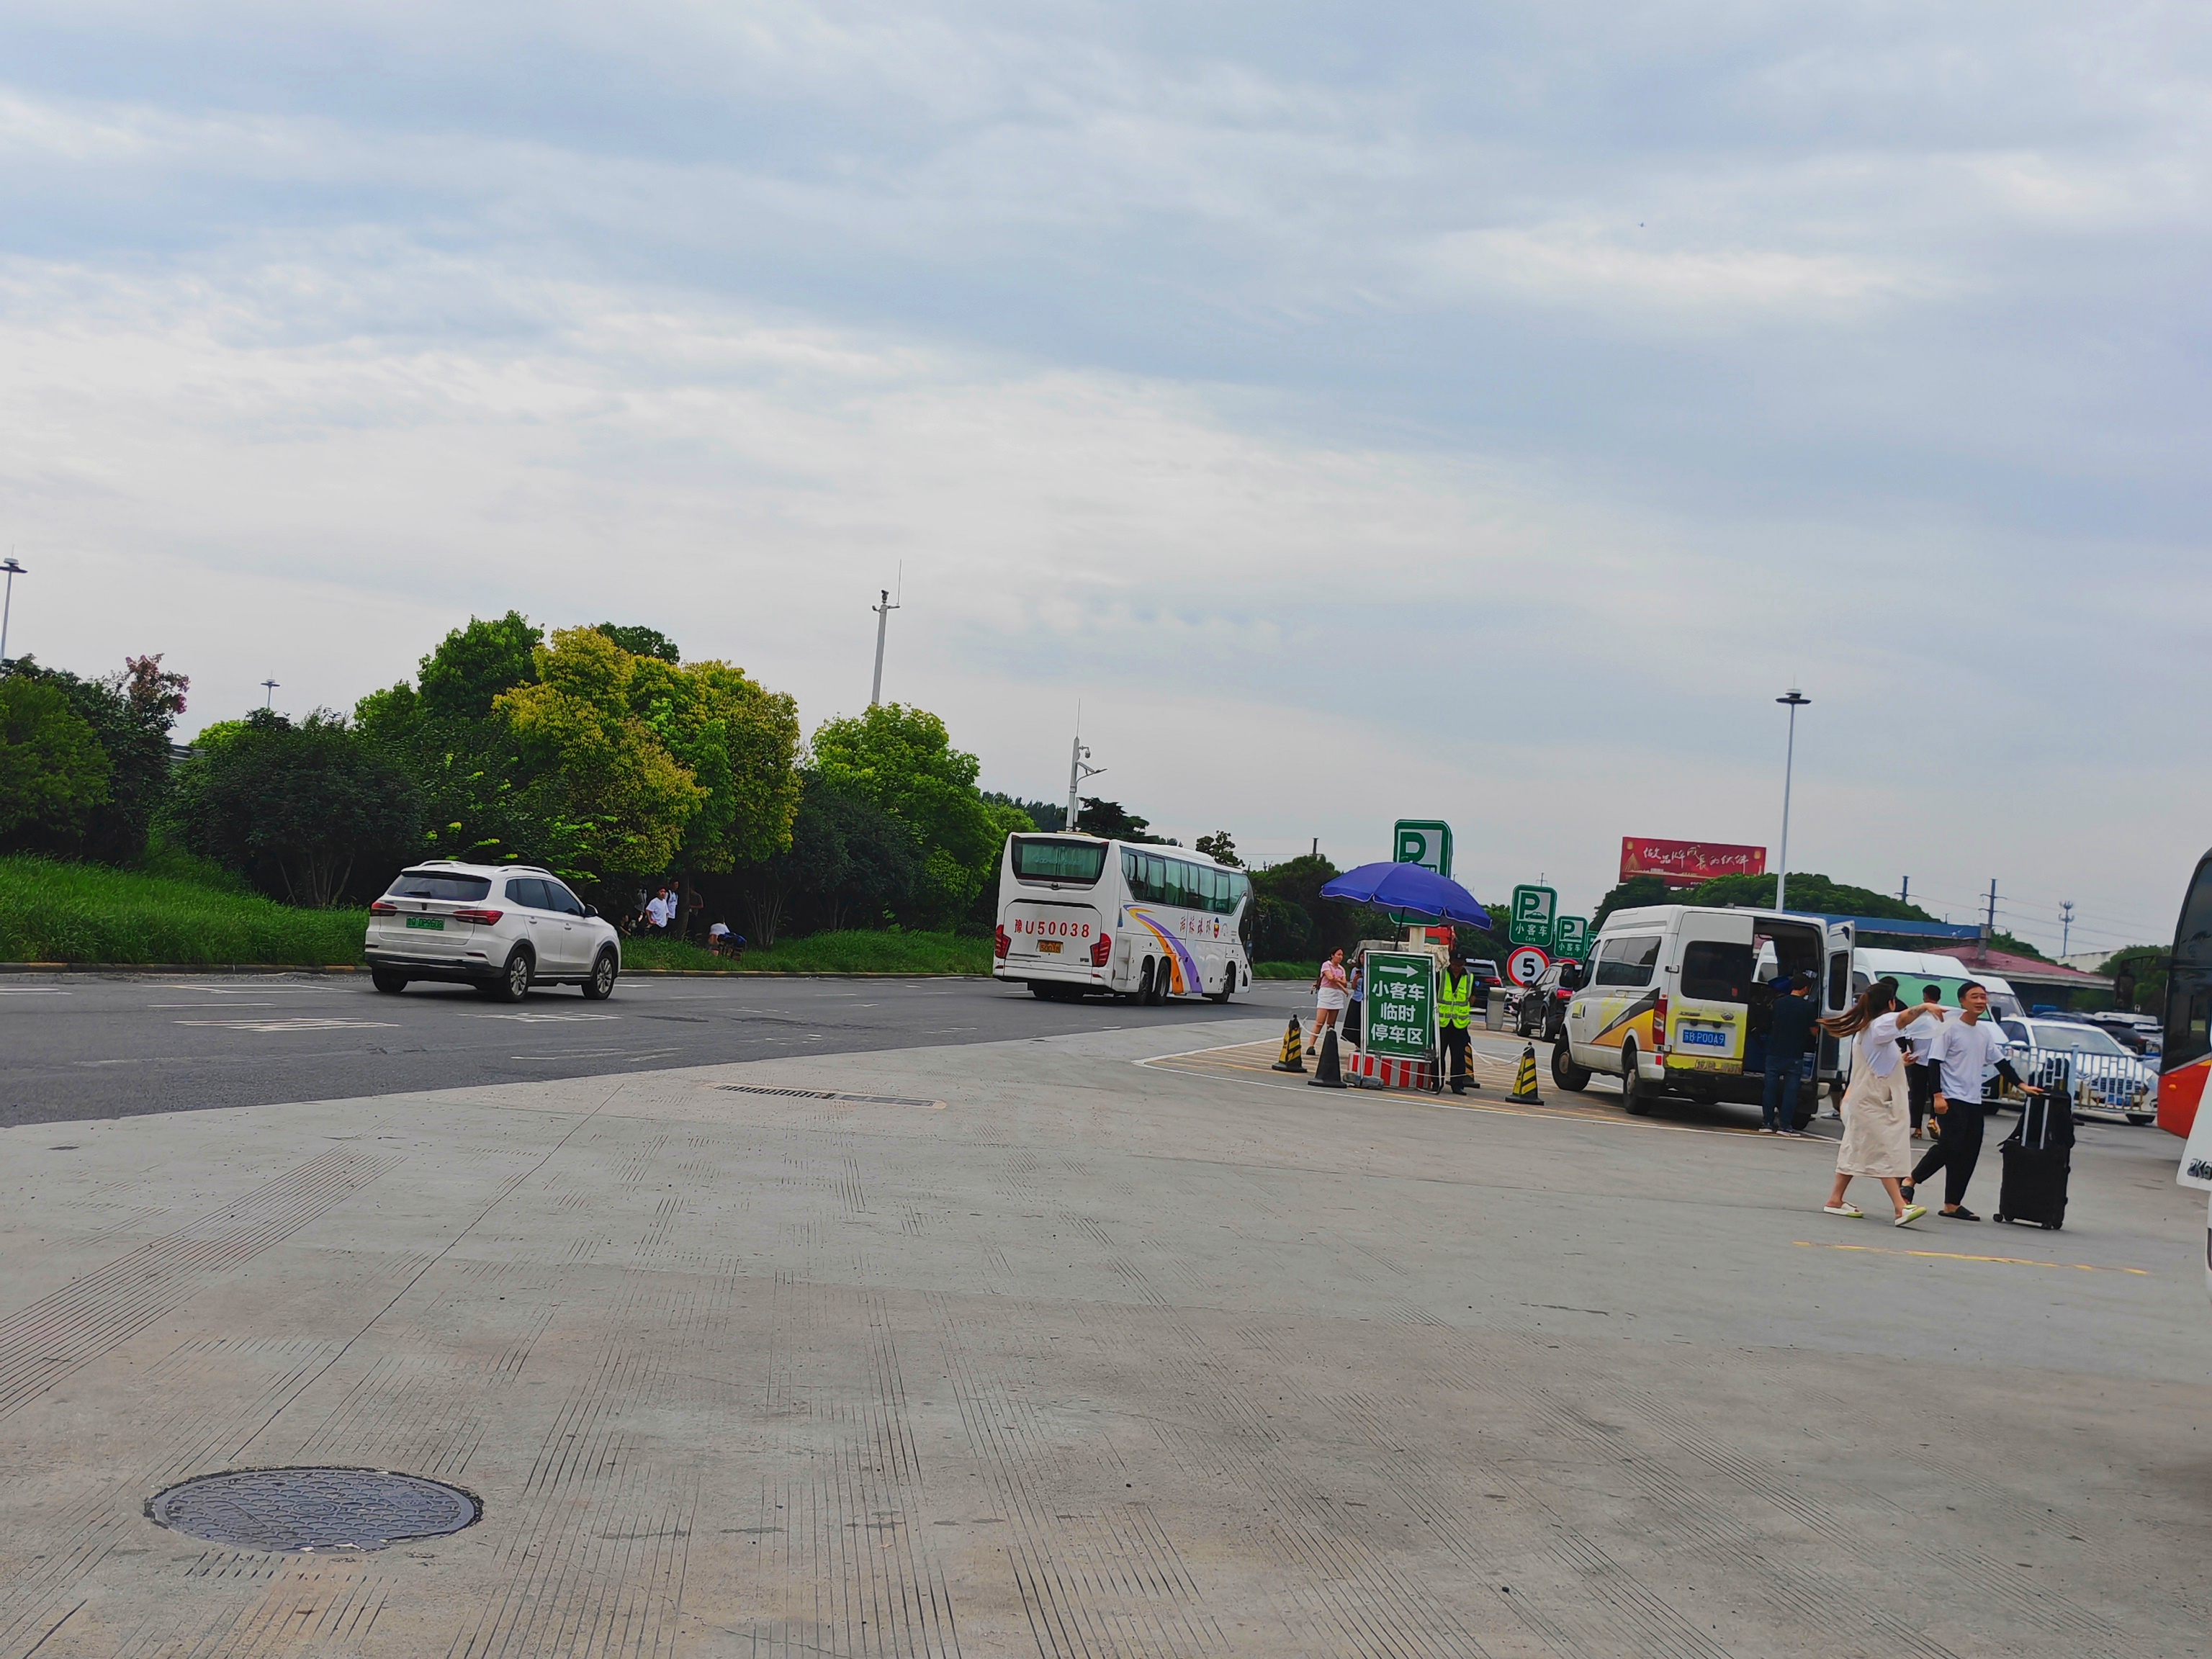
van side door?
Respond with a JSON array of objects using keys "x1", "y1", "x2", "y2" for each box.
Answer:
[{"x1": 1820, "y1": 921, "x2": 1856, "y2": 1082}]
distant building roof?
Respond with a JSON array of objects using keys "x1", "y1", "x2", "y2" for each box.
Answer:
[{"x1": 1943, "y1": 943, "x2": 2111, "y2": 992}]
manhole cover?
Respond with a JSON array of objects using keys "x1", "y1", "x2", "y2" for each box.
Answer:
[{"x1": 146, "y1": 1467, "x2": 480, "y2": 1552}]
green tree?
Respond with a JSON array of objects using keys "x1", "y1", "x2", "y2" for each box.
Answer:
[
  {"x1": 809, "y1": 703, "x2": 1013, "y2": 928},
  {"x1": 593, "y1": 624, "x2": 680, "y2": 664},
  {"x1": 737, "y1": 773, "x2": 922, "y2": 945},
  {"x1": 2101, "y1": 945, "x2": 2167, "y2": 1015},
  {"x1": 0, "y1": 655, "x2": 186, "y2": 862},
  {"x1": 417, "y1": 611, "x2": 544, "y2": 719},
  {"x1": 1591, "y1": 874, "x2": 1674, "y2": 929},
  {"x1": 495, "y1": 628, "x2": 706, "y2": 879},
  {"x1": 629, "y1": 656, "x2": 801, "y2": 872},
  {"x1": 1193, "y1": 831, "x2": 1241, "y2": 867},
  {"x1": 1076, "y1": 798, "x2": 1169, "y2": 842},
  {"x1": 0, "y1": 674, "x2": 112, "y2": 842},
  {"x1": 1247, "y1": 853, "x2": 1395, "y2": 960},
  {"x1": 163, "y1": 709, "x2": 421, "y2": 907}
]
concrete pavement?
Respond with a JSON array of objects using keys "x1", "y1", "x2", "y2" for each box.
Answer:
[{"x1": 1, "y1": 1017, "x2": 2203, "y2": 1657}]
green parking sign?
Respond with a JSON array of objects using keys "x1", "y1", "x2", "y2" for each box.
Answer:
[
  {"x1": 1509, "y1": 884, "x2": 1557, "y2": 948},
  {"x1": 1554, "y1": 915, "x2": 1591, "y2": 960},
  {"x1": 1393, "y1": 820, "x2": 1452, "y2": 877}
]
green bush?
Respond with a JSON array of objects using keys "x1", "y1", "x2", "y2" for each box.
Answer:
[
  {"x1": 0, "y1": 854, "x2": 367, "y2": 964},
  {"x1": 1254, "y1": 961, "x2": 1318, "y2": 980}
]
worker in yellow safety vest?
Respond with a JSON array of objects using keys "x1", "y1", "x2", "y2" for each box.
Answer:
[{"x1": 1437, "y1": 952, "x2": 1479, "y2": 1095}]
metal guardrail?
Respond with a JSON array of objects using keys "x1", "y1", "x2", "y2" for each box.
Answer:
[{"x1": 2008, "y1": 1050, "x2": 2154, "y2": 1116}]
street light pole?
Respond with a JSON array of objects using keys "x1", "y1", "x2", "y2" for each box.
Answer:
[
  {"x1": 262, "y1": 679, "x2": 279, "y2": 709},
  {"x1": 0, "y1": 556, "x2": 25, "y2": 666},
  {"x1": 1774, "y1": 688, "x2": 1811, "y2": 914}
]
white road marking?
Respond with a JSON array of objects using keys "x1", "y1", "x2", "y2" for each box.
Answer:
[
  {"x1": 174, "y1": 1018, "x2": 400, "y2": 1033},
  {"x1": 462, "y1": 1012, "x2": 622, "y2": 1023}
]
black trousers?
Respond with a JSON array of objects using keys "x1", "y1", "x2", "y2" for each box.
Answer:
[
  {"x1": 1905, "y1": 1062, "x2": 1938, "y2": 1129},
  {"x1": 1912, "y1": 1102, "x2": 1986, "y2": 1208},
  {"x1": 1440, "y1": 1025, "x2": 1472, "y2": 1092}
]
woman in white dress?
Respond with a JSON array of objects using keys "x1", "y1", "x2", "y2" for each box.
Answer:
[{"x1": 1819, "y1": 979, "x2": 1944, "y2": 1226}]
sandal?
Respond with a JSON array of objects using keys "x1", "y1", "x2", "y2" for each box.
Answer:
[{"x1": 1823, "y1": 1202, "x2": 1863, "y2": 1218}]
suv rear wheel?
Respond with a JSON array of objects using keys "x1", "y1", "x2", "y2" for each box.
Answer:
[
  {"x1": 370, "y1": 969, "x2": 408, "y2": 994},
  {"x1": 487, "y1": 948, "x2": 531, "y2": 1003}
]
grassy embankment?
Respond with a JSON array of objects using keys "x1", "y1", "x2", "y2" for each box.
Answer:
[
  {"x1": 0, "y1": 853, "x2": 989, "y2": 974},
  {"x1": 1254, "y1": 961, "x2": 1318, "y2": 979}
]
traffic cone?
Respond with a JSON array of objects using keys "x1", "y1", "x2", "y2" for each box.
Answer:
[
  {"x1": 1271, "y1": 1017, "x2": 1306, "y2": 1073},
  {"x1": 1307, "y1": 1025, "x2": 1347, "y2": 1089},
  {"x1": 1511, "y1": 1043, "x2": 1542, "y2": 1102}
]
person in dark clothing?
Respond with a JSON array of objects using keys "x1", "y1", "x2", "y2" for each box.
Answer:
[
  {"x1": 1763, "y1": 971, "x2": 1820, "y2": 1135},
  {"x1": 1905, "y1": 980, "x2": 2041, "y2": 1218}
]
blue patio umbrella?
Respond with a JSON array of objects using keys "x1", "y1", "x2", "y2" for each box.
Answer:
[{"x1": 1319, "y1": 863, "x2": 1491, "y2": 927}]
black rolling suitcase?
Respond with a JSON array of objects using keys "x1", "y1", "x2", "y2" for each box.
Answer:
[{"x1": 1993, "y1": 1092, "x2": 2074, "y2": 1231}]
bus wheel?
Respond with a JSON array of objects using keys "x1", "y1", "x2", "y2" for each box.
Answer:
[
  {"x1": 1209, "y1": 968, "x2": 1233, "y2": 1004},
  {"x1": 1138, "y1": 958, "x2": 1159, "y2": 1004}
]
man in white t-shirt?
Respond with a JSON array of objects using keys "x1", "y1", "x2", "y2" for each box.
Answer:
[
  {"x1": 1905, "y1": 981, "x2": 2038, "y2": 1219},
  {"x1": 1904, "y1": 984, "x2": 1946, "y2": 1139}
]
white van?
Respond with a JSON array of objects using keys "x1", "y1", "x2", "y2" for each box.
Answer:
[
  {"x1": 1554, "y1": 904, "x2": 1854, "y2": 1121},
  {"x1": 1851, "y1": 948, "x2": 2021, "y2": 1019}
]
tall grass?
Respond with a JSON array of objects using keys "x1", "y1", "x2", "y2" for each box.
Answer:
[{"x1": 0, "y1": 855, "x2": 368, "y2": 966}]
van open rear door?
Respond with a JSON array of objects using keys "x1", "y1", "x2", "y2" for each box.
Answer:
[{"x1": 1819, "y1": 920, "x2": 1856, "y2": 1083}]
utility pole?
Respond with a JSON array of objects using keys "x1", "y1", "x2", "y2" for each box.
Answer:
[
  {"x1": 1773, "y1": 688, "x2": 1811, "y2": 914},
  {"x1": 1899, "y1": 876, "x2": 1910, "y2": 906},
  {"x1": 1065, "y1": 721, "x2": 1101, "y2": 833},
  {"x1": 869, "y1": 587, "x2": 900, "y2": 707},
  {"x1": 261, "y1": 679, "x2": 279, "y2": 709},
  {"x1": 1984, "y1": 879, "x2": 1997, "y2": 935},
  {"x1": 0, "y1": 554, "x2": 24, "y2": 665},
  {"x1": 2061, "y1": 900, "x2": 2074, "y2": 957}
]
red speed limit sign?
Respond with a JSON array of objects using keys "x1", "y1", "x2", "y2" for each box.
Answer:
[{"x1": 1506, "y1": 945, "x2": 1552, "y2": 986}]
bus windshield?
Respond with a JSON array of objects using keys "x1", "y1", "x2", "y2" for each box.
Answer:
[
  {"x1": 1010, "y1": 837, "x2": 1108, "y2": 885},
  {"x1": 2164, "y1": 851, "x2": 2212, "y2": 1126}
]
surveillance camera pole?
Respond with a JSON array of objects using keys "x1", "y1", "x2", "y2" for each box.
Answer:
[
  {"x1": 1774, "y1": 688, "x2": 1811, "y2": 914},
  {"x1": 0, "y1": 555, "x2": 25, "y2": 666},
  {"x1": 870, "y1": 588, "x2": 901, "y2": 707},
  {"x1": 1066, "y1": 721, "x2": 1103, "y2": 834},
  {"x1": 262, "y1": 679, "x2": 279, "y2": 709}
]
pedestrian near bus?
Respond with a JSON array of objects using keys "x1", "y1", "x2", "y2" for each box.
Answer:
[
  {"x1": 1905, "y1": 983, "x2": 1946, "y2": 1139},
  {"x1": 1438, "y1": 952, "x2": 1480, "y2": 1095},
  {"x1": 1309, "y1": 950, "x2": 1349, "y2": 1055},
  {"x1": 1820, "y1": 977, "x2": 1938, "y2": 1226},
  {"x1": 1761, "y1": 971, "x2": 1820, "y2": 1134},
  {"x1": 1905, "y1": 980, "x2": 2040, "y2": 1220}
]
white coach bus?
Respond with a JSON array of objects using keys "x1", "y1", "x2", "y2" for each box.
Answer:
[{"x1": 992, "y1": 834, "x2": 1254, "y2": 1004}]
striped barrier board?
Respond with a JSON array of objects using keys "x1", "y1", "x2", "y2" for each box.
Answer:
[{"x1": 1345, "y1": 1049, "x2": 1435, "y2": 1090}]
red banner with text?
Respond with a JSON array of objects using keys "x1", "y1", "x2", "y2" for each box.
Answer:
[{"x1": 1619, "y1": 837, "x2": 1767, "y2": 888}]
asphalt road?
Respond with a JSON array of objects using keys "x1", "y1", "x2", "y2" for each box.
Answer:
[{"x1": 0, "y1": 971, "x2": 1303, "y2": 1128}]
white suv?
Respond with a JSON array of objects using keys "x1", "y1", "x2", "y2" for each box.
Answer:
[{"x1": 365, "y1": 862, "x2": 622, "y2": 1001}]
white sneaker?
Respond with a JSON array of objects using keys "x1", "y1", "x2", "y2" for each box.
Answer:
[{"x1": 1823, "y1": 1202, "x2": 1863, "y2": 1218}]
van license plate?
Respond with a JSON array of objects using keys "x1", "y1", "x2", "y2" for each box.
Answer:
[
  {"x1": 405, "y1": 916, "x2": 445, "y2": 931},
  {"x1": 1037, "y1": 940, "x2": 1062, "y2": 954},
  {"x1": 1680, "y1": 1027, "x2": 1726, "y2": 1048}
]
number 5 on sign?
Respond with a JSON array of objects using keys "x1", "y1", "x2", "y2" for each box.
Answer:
[{"x1": 1509, "y1": 884, "x2": 1557, "y2": 948}]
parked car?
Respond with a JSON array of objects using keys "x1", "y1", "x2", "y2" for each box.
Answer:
[
  {"x1": 2082, "y1": 1010, "x2": 2162, "y2": 1056},
  {"x1": 364, "y1": 861, "x2": 622, "y2": 1001},
  {"x1": 1996, "y1": 1015, "x2": 2157, "y2": 1125},
  {"x1": 1514, "y1": 958, "x2": 1586, "y2": 1042}
]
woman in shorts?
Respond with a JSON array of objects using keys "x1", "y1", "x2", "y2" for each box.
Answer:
[{"x1": 1310, "y1": 949, "x2": 1350, "y2": 1055}]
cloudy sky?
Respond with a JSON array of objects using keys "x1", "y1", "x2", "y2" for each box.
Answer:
[{"x1": 1, "y1": 1, "x2": 2205, "y2": 953}]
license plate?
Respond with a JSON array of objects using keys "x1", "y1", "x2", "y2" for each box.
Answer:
[
  {"x1": 405, "y1": 916, "x2": 445, "y2": 931},
  {"x1": 1038, "y1": 939, "x2": 1062, "y2": 954},
  {"x1": 1680, "y1": 1027, "x2": 1727, "y2": 1048}
]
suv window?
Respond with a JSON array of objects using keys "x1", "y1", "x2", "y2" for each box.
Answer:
[
  {"x1": 1681, "y1": 941, "x2": 1755, "y2": 1002},
  {"x1": 505, "y1": 877, "x2": 549, "y2": 908},
  {"x1": 544, "y1": 882, "x2": 587, "y2": 917},
  {"x1": 1593, "y1": 935, "x2": 1661, "y2": 988},
  {"x1": 389, "y1": 871, "x2": 492, "y2": 902}
]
